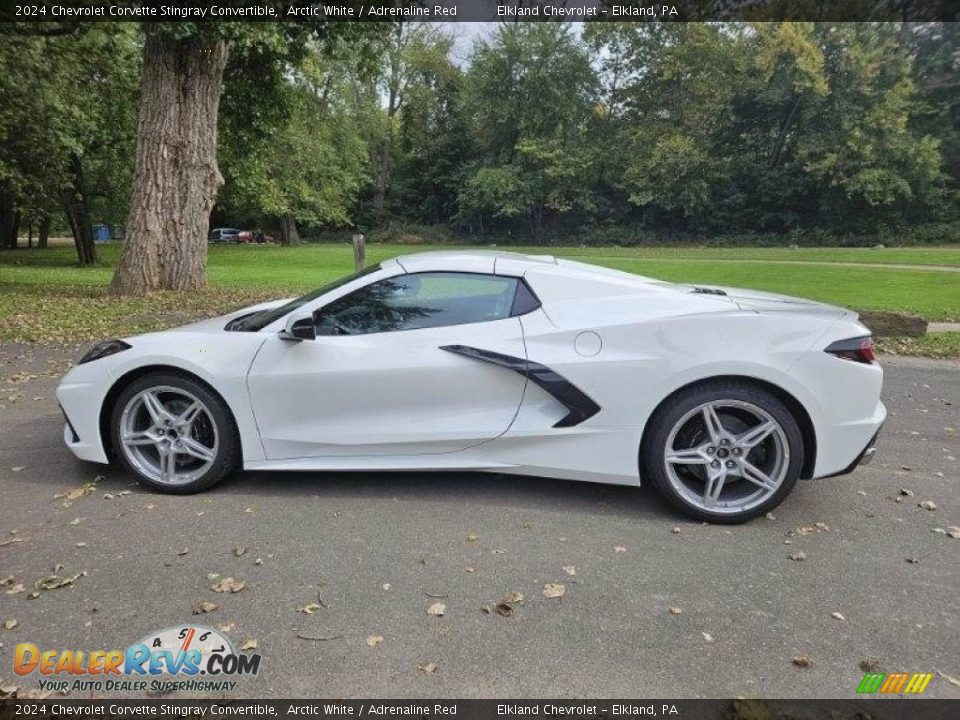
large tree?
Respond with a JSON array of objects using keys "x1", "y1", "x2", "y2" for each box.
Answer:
[{"x1": 110, "y1": 20, "x2": 387, "y2": 295}]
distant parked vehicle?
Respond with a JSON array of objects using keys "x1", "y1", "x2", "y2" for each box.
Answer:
[
  {"x1": 238, "y1": 230, "x2": 275, "y2": 244},
  {"x1": 210, "y1": 228, "x2": 242, "y2": 243}
]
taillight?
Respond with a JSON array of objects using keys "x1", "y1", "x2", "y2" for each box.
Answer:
[{"x1": 825, "y1": 336, "x2": 876, "y2": 364}]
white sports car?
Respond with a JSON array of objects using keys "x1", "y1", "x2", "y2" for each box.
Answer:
[{"x1": 58, "y1": 251, "x2": 885, "y2": 523}]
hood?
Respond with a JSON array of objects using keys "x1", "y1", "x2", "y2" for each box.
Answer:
[
  {"x1": 174, "y1": 298, "x2": 294, "y2": 333},
  {"x1": 705, "y1": 285, "x2": 852, "y2": 319}
]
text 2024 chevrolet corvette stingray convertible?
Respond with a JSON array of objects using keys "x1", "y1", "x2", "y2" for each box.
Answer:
[{"x1": 58, "y1": 251, "x2": 885, "y2": 522}]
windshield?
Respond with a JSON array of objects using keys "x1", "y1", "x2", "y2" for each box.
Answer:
[{"x1": 228, "y1": 263, "x2": 383, "y2": 332}]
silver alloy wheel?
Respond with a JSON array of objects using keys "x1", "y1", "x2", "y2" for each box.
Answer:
[
  {"x1": 119, "y1": 386, "x2": 219, "y2": 486},
  {"x1": 663, "y1": 400, "x2": 789, "y2": 515}
]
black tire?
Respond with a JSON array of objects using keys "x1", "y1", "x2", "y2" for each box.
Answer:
[
  {"x1": 110, "y1": 372, "x2": 241, "y2": 494},
  {"x1": 641, "y1": 380, "x2": 804, "y2": 524}
]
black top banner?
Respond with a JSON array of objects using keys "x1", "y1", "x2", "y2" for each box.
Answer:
[{"x1": 0, "y1": 0, "x2": 957, "y2": 23}]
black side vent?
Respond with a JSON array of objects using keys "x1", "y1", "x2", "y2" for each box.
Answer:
[{"x1": 691, "y1": 287, "x2": 727, "y2": 296}]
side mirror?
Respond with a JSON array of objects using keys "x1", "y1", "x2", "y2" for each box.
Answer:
[{"x1": 279, "y1": 311, "x2": 316, "y2": 342}]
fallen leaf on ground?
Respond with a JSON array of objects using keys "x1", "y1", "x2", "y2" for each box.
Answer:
[
  {"x1": 0, "y1": 538, "x2": 24, "y2": 547},
  {"x1": 702, "y1": 632, "x2": 713, "y2": 642},
  {"x1": 240, "y1": 639, "x2": 258, "y2": 651},
  {"x1": 75, "y1": 542, "x2": 86, "y2": 548},
  {"x1": 211, "y1": 577, "x2": 245, "y2": 593},
  {"x1": 177, "y1": 548, "x2": 189, "y2": 556},
  {"x1": 906, "y1": 557, "x2": 920, "y2": 564},
  {"x1": 12, "y1": 467, "x2": 25, "y2": 472},
  {"x1": 382, "y1": 583, "x2": 391, "y2": 591},
  {"x1": 68, "y1": 518, "x2": 84, "y2": 526},
  {"x1": 54, "y1": 481, "x2": 97, "y2": 502},
  {"x1": 465, "y1": 565, "x2": 475, "y2": 573},
  {"x1": 417, "y1": 662, "x2": 437, "y2": 674},
  {"x1": 218, "y1": 623, "x2": 236, "y2": 633},
  {"x1": 614, "y1": 545, "x2": 627, "y2": 553},
  {"x1": 947, "y1": 526, "x2": 960, "y2": 539},
  {"x1": 859, "y1": 659, "x2": 882, "y2": 672},
  {"x1": 102, "y1": 494, "x2": 114, "y2": 500},
  {"x1": 543, "y1": 583, "x2": 565, "y2": 599},
  {"x1": 366, "y1": 635, "x2": 384, "y2": 648},
  {"x1": 233, "y1": 546, "x2": 247, "y2": 558},
  {"x1": 672, "y1": 527, "x2": 681, "y2": 534},
  {"x1": 562, "y1": 566, "x2": 576, "y2": 576},
  {"x1": 900, "y1": 488, "x2": 914, "y2": 497},
  {"x1": 501, "y1": 591, "x2": 524, "y2": 605},
  {"x1": 669, "y1": 606, "x2": 682, "y2": 615},
  {"x1": 207, "y1": 573, "x2": 220, "y2": 581},
  {"x1": 6, "y1": 584, "x2": 24, "y2": 595},
  {"x1": 0, "y1": 576, "x2": 12, "y2": 586},
  {"x1": 791, "y1": 656, "x2": 813, "y2": 668},
  {"x1": 495, "y1": 603, "x2": 513, "y2": 617},
  {"x1": 918, "y1": 500, "x2": 937, "y2": 511},
  {"x1": 427, "y1": 602, "x2": 446, "y2": 617},
  {"x1": 298, "y1": 603, "x2": 322, "y2": 615},
  {"x1": 465, "y1": 534, "x2": 479, "y2": 542},
  {"x1": 193, "y1": 601, "x2": 218, "y2": 615},
  {"x1": 34, "y1": 572, "x2": 85, "y2": 591},
  {"x1": 3, "y1": 619, "x2": 16, "y2": 630},
  {"x1": 831, "y1": 612, "x2": 846, "y2": 621},
  {"x1": 789, "y1": 551, "x2": 807, "y2": 561}
]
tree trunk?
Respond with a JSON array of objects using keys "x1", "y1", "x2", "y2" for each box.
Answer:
[
  {"x1": 0, "y1": 183, "x2": 16, "y2": 249},
  {"x1": 37, "y1": 215, "x2": 49, "y2": 248},
  {"x1": 110, "y1": 30, "x2": 229, "y2": 295},
  {"x1": 62, "y1": 152, "x2": 98, "y2": 266},
  {"x1": 279, "y1": 213, "x2": 300, "y2": 246}
]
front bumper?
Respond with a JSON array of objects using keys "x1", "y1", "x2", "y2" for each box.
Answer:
[{"x1": 57, "y1": 380, "x2": 110, "y2": 464}]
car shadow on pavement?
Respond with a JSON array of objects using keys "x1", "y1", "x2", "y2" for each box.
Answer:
[{"x1": 214, "y1": 468, "x2": 678, "y2": 523}]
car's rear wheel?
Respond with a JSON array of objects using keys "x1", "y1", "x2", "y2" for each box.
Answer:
[
  {"x1": 642, "y1": 381, "x2": 803, "y2": 523},
  {"x1": 111, "y1": 373, "x2": 240, "y2": 494}
]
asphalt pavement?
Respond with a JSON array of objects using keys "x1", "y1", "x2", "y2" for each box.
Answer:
[{"x1": 0, "y1": 344, "x2": 957, "y2": 699}]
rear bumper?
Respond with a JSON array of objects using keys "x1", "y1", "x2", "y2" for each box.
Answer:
[{"x1": 824, "y1": 426, "x2": 882, "y2": 478}]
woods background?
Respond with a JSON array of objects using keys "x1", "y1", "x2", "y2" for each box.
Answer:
[{"x1": 0, "y1": 21, "x2": 957, "y2": 291}]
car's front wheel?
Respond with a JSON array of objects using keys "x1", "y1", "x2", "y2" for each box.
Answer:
[
  {"x1": 111, "y1": 372, "x2": 240, "y2": 493},
  {"x1": 642, "y1": 381, "x2": 804, "y2": 523}
]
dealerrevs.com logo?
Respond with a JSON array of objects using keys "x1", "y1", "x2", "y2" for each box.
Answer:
[{"x1": 14, "y1": 625, "x2": 261, "y2": 694}]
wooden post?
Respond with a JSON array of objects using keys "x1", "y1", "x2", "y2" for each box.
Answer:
[{"x1": 352, "y1": 233, "x2": 366, "y2": 272}]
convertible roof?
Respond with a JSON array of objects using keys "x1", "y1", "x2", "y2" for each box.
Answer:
[{"x1": 395, "y1": 250, "x2": 557, "y2": 276}]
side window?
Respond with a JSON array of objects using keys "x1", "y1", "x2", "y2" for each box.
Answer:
[{"x1": 318, "y1": 272, "x2": 519, "y2": 336}]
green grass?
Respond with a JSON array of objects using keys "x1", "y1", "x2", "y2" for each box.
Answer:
[{"x1": 0, "y1": 243, "x2": 957, "y2": 352}]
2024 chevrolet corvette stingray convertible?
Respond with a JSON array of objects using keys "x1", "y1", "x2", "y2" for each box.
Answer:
[{"x1": 58, "y1": 251, "x2": 885, "y2": 523}]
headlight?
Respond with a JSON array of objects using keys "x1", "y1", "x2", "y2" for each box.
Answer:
[{"x1": 78, "y1": 339, "x2": 132, "y2": 364}]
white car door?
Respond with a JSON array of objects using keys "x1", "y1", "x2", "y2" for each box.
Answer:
[{"x1": 247, "y1": 272, "x2": 529, "y2": 459}]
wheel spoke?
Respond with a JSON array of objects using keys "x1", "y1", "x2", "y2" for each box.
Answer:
[
  {"x1": 740, "y1": 460, "x2": 779, "y2": 492},
  {"x1": 159, "y1": 445, "x2": 178, "y2": 482},
  {"x1": 702, "y1": 403, "x2": 725, "y2": 444},
  {"x1": 736, "y1": 420, "x2": 776, "y2": 449},
  {"x1": 142, "y1": 391, "x2": 172, "y2": 425},
  {"x1": 179, "y1": 436, "x2": 215, "y2": 463},
  {"x1": 703, "y1": 469, "x2": 726, "y2": 508},
  {"x1": 122, "y1": 430, "x2": 157, "y2": 447},
  {"x1": 666, "y1": 447, "x2": 710, "y2": 465},
  {"x1": 177, "y1": 401, "x2": 202, "y2": 427}
]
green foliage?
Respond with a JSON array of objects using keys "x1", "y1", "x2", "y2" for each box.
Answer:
[
  {"x1": 458, "y1": 24, "x2": 598, "y2": 241},
  {"x1": 0, "y1": 24, "x2": 140, "y2": 228}
]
